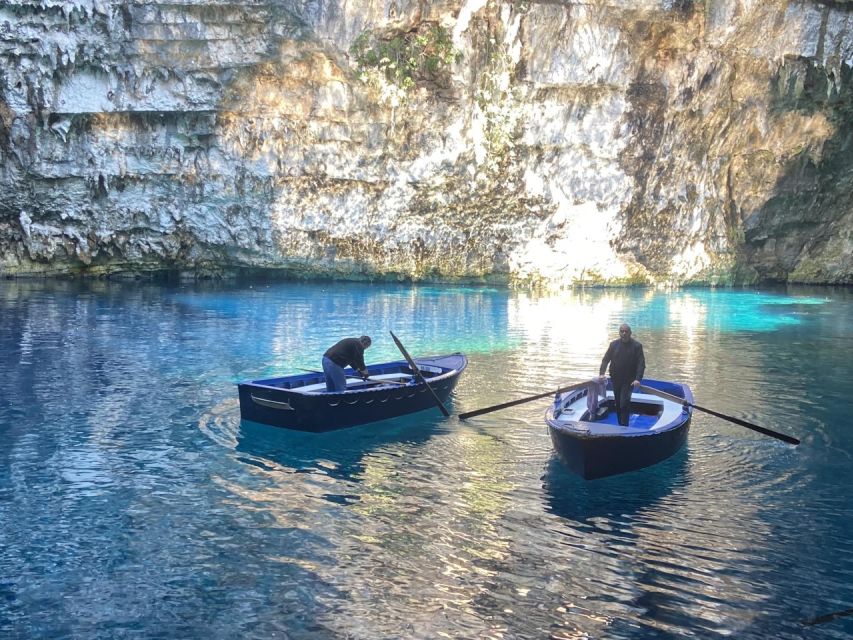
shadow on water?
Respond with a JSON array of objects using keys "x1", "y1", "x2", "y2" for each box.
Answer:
[
  {"x1": 235, "y1": 410, "x2": 448, "y2": 484},
  {"x1": 541, "y1": 447, "x2": 690, "y2": 523}
]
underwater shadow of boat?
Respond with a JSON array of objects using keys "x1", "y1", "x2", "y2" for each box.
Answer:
[
  {"x1": 541, "y1": 446, "x2": 690, "y2": 523},
  {"x1": 236, "y1": 411, "x2": 447, "y2": 484}
]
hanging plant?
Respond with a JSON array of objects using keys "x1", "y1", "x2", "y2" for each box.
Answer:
[{"x1": 349, "y1": 24, "x2": 461, "y2": 95}]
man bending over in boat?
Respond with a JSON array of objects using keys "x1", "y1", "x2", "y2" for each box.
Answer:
[
  {"x1": 322, "y1": 335, "x2": 372, "y2": 392},
  {"x1": 597, "y1": 324, "x2": 645, "y2": 427}
]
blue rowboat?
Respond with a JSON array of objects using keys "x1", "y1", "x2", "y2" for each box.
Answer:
[
  {"x1": 545, "y1": 378, "x2": 693, "y2": 480},
  {"x1": 237, "y1": 353, "x2": 467, "y2": 432}
]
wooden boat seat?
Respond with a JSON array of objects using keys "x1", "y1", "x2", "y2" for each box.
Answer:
[{"x1": 293, "y1": 373, "x2": 414, "y2": 394}]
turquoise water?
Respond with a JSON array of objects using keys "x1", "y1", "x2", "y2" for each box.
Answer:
[{"x1": 1, "y1": 279, "x2": 851, "y2": 639}]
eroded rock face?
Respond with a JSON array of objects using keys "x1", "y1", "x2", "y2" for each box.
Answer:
[{"x1": 0, "y1": 0, "x2": 851, "y2": 285}]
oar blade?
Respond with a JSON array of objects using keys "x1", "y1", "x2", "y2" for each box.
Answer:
[
  {"x1": 638, "y1": 384, "x2": 800, "y2": 446},
  {"x1": 696, "y1": 404, "x2": 800, "y2": 445}
]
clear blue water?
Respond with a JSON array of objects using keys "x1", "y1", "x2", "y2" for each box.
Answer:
[{"x1": 1, "y1": 279, "x2": 852, "y2": 639}]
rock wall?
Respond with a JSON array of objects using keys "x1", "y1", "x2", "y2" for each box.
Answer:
[{"x1": 1, "y1": 0, "x2": 851, "y2": 285}]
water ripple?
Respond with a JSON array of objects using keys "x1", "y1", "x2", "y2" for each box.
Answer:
[{"x1": 1, "y1": 281, "x2": 852, "y2": 639}]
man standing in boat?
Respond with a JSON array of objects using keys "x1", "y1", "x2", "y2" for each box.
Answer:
[
  {"x1": 598, "y1": 323, "x2": 645, "y2": 427},
  {"x1": 322, "y1": 335, "x2": 372, "y2": 392}
]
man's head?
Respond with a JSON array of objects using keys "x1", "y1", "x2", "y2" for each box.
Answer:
[
  {"x1": 618, "y1": 324, "x2": 632, "y2": 343},
  {"x1": 359, "y1": 335, "x2": 372, "y2": 348}
]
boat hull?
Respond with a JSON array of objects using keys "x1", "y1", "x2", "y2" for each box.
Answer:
[
  {"x1": 549, "y1": 418, "x2": 691, "y2": 480},
  {"x1": 238, "y1": 353, "x2": 466, "y2": 432},
  {"x1": 546, "y1": 378, "x2": 693, "y2": 480}
]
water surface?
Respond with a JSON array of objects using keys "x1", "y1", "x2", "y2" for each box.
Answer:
[{"x1": 1, "y1": 280, "x2": 851, "y2": 639}]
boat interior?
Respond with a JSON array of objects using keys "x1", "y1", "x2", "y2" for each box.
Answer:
[
  {"x1": 555, "y1": 389, "x2": 685, "y2": 434},
  {"x1": 297, "y1": 372, "x2": 415, "y2": 393},
  {"x1": 250, "y1": 362, "x2": 448, "y2": 393}
]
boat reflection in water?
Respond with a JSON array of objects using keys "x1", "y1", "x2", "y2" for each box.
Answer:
[
  {"x1": 235, "y1": 412, "x2": 446, "y2": 493},
  {"x1": 541, "y1": 447, "x2": 690, "y2": 523}
]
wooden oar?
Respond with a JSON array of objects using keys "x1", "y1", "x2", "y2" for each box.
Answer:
[
  {"x1": 295, "y1": 367, "x2": 409, "y2": 386},
  {"x1": 389, "y1": 331, "x2": 451, "y2": 417},
  {"x1": 459, "y1": 379, "x2": 595, "y2": 420},
  {"x1": 801, "y1": 607, "x2": 853, "y2": 626},
  {"x1": 638, "y1": 384, "x2": 800, "y2": 445}
]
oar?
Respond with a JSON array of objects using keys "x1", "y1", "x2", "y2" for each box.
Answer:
[
  {"x1": 295, "y1": 367, "x2": 409, "y2": 387},
  {"x1": 389, "y1": 331, "x2": 451, "y2": 417},
  {"x1": 638, "y1": 384, "x2": 800, "y2": 445},
  {"x1": 459, "y1": 379, "x2": 595, "y2": 420},
  {"x1": 801, "y1": 607, "x2": 853, "y2": 626}
]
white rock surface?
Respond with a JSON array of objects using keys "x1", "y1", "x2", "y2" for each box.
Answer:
[{"x1": 0, "y1": 0, "x2": 851, "y2": 285}]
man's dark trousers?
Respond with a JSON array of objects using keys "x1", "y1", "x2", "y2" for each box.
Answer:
[{"x1": 612, "y1": 379, "x2": 633, "y2": 426}]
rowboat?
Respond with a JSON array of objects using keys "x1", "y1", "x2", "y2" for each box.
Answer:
[
  {"x1": 237, "y1": 353, "x2": 467, "y2": 432},
  {"x1": 545, "y1": 378, "x2": 693, "y2": 480}
]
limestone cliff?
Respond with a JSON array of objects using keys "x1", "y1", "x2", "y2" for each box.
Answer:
[{"x1": 0, "y1": 0, "x2": 851, "y2": 286}]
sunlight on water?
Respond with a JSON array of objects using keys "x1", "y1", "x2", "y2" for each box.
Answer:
[{"x1": 1, "y1": 279, "x2": 851, "y2": 639}]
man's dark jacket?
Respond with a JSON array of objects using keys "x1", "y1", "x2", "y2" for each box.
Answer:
[
  {"x1": 599, "y1": 338, "x2": 645, "y2": 382},
  {"x1": 324, "y1": 338, "x2": 367, "y2": 370}
]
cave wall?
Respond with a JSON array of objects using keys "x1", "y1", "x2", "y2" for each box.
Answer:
[{"x1": 0, "y1": 0, "x2": 851, "y2": 285}]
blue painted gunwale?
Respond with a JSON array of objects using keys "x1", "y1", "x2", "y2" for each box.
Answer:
[
  {"x1": 238, "y1": 353, "x2": 467, "y2": 432},
  {"x1": 545, "y1": 378, "x2": 694, "y2": 480}
]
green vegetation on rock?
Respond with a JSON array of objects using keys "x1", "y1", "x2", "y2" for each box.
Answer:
[{"x1": 349, "y1": 24, "x2": 460, "y2": 93}]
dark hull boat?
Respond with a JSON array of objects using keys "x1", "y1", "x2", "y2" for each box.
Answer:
[
  {"x1": 545, "y1": 378, "x2": 693, "y2": 480},
  {"x1": 238, "y1": 353, "x2": 467, "y2": 432}
]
